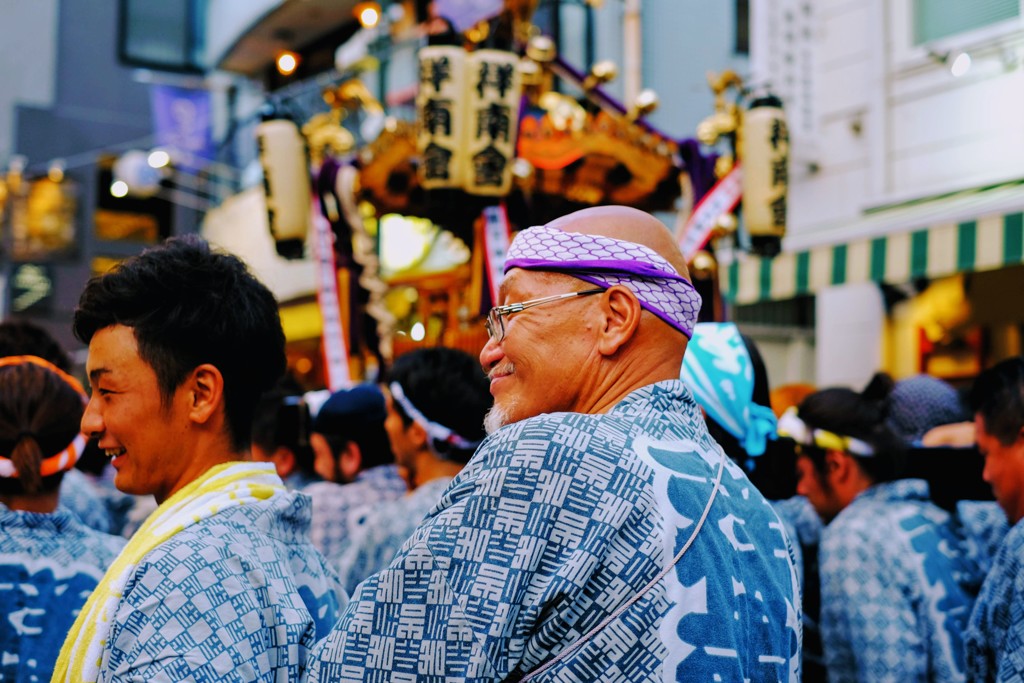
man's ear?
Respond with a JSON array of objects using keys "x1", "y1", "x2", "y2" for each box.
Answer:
[
  {"x1": 406, "y1": 420, "x2": 429, "y2": 451},
  {"x1": 339, "y1": 441, "x2": 363, "y2": 482},
  {"x1": 826, "y1": 450, "x2": 853, "y2": 484},
  {"x1": 596, "y1": 285, "x2": 642, "y2": 356},
  {"x1": 272, "y1": 446, "x2": 297, "y2": 479},
  {"x1": 186, "y1": 364, "x2": 224, "y2": 425}
]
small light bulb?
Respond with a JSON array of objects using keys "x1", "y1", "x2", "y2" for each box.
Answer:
[
  {"x1": 48, "y1": 161, "x2": 65, "y2": 182},
  {"x1": 148, "y1": 149, "x2": 171, "y2": 168},
  {"x1": 110, "y1": 180, "x2": 129, "y2": 198},
  {"x1": 359, "y1": 6, "x2": 380, "y2": 28},
  {"x1": 410, "y1": 322, "x2": 426, "y2": 342},
  {"x1": 277, "y1": 52, "x2": 299, "y2": 76}
]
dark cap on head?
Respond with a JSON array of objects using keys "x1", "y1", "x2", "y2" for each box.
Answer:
[
  {"x1": 312, "y1": 383, "x2": 387, "y2": 436},
  {"x1": 885, "y1": 374, "x2": 968, "y2": 444}
]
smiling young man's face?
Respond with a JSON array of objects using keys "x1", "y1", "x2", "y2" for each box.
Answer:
[{"x1": 82, "y1": 324, "x2": 192, "y2": 503}]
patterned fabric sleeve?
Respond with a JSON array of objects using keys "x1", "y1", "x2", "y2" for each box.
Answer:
[
  {"x1": 100, "y1": 502, "x2": 342, "y2": 682},
  {"x1": 819, "y1": 518, "x2": 926, "y2": 682},
  {"x1": 965, "y1": 521, "x2": 1024, "y2": 682}
]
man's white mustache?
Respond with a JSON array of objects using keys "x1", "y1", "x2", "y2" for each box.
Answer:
[{"x1": 488, "y1": 363, "x2": 515, "y2": 381}]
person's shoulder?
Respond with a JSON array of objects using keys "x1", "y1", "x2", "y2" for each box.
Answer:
[
  {"x1": 0, "y1": 507, "x2": 124, "y2": 564},
  {"x1": 303, "y1": 479, "x2": 342, "y2": 497},
  {"x1": 823, "y1": 490, "x2": 949, "y2": 557},
  {"x1": 822, "y1": 502, "x2": 889, "y2": 549},
  {"x1": 303, "y1": 480, "x2": 350, "y2": 509},
  {"x1": 974, "y1": 520, "x2": 1024, "y2": 606},
  {"x1": 130, "y1": 513, "x2": 319, "y2": 592},
  {"x1": 470, "y1": 411, "x2": 633, "y2": 478},
  {"x1": 74, "y1": 522, "x2": 128, "y2": 559},
  {"x1": 1004, "y1": 517, "x2": 1024, "y2": 539},
  {"x1": 771, "y1": 496, "x2": 822, "y2": 546},
  {"x1": 996, "y1": 519, "x2": 1024, "y2": 559},
  {"x1": 482, "y1": 407, "x2": 645, "y2": 448}
]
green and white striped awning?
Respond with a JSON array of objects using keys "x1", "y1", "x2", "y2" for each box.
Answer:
[{"x1": 722, "y1": 187, "x2": 1024, "y2": 305}]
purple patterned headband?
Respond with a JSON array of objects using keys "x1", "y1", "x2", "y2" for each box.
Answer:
[{"x1": 504, "y1": 225, "x2": 702, "y2": 338}]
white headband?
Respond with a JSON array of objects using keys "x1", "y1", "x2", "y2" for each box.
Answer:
[
  {"x1": 389, "y1": 382, "x2": 481, "y2": 454},
  {"x1": 777, "y1": 407, "x2": 875, "y2": 457}
]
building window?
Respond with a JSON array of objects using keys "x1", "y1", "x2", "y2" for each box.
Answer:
[
  {"x1": 118, "y1": 0, "x2": 207, "y2": 72},
  {"x1": 913, "y1": 0, "x2": 1019, "y2": 44},
  {"x1": 735, "y1": 0, "x2": 749, "y2": 55}
]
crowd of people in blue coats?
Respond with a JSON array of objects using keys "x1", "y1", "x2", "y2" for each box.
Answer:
[{"x1": 1, "y1": 205, "x2": 1022, "y2": 682}]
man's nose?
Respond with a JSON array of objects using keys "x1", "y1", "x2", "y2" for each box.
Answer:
[
  {"x1": 81, "y1": 396, "x2": 103, "y2": 438},
  {"x1": 479, "y1": 334, "x2": 503, "y2": 372}
]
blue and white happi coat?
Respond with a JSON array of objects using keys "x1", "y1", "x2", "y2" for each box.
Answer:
[
  {"x1": 98, "y1": 489, "x2": 344, "y2": 681},
  {"x1": 336, "y1": 476, "x2": 454, "y2": 596},
  {"x1": 0, "y1": 504, "x2": 125, "y2": 682},
  {"x1": 965, "y1": 518, "x2": 1024, "y2": 682},
  {"x1": 771, "y1": 495, "x2": 823, "y2": 581},
  {"x1": 308, "y1": 380, "x2": 801, "y2": 682},
  {"x1": 954, "y1": 500, "x2": 1009, "y2": 581},
  {"x1": 819, "y1": 479, "x2": 978, "y2": 682},
  {"x1": 305, "y1": 463, "x2": 408, "y2": 564},
  {"x1": 58, "y1": 467, "x2": 113, "y2": 533}
]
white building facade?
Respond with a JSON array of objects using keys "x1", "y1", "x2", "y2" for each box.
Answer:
[{"x1": 732, "y1": 0, "x2": 1024, "y2": 388}]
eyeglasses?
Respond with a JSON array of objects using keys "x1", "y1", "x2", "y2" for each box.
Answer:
[{"x1": 485, "y1": 288, "x2": 605, "y2": 342}]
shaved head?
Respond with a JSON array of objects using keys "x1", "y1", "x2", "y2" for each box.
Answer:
[{"x1": 547, "y1": 205, "x2": 691, "y2": 281}]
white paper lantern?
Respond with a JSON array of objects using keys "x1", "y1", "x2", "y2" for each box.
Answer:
[
  {"x1": 416, "y1": 46, "x2": 468, "y2": 189},
  {"x1": 256, "y1": 119, "x2": 312, "y2": 251},
  {"x1": 740, "y1": 94, "x2": 789, "y2": 241},
  {"x1": 461, "y1": 49, "x2": 522, "y2": 196}
]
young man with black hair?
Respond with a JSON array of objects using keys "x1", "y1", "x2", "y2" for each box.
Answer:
[
  {"x1": 965, "y1": 356, "x2": 1024, "y2": 682},
  {"x1": 54, "y1": 235, "x2": 343, "y2": 682},
  {"x1": 335, "y1": 346, "x2": 492, "y2": 594}
]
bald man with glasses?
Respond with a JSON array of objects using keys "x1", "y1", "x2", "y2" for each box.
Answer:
[{"x1": 309, "y1": 205, "x2": 802, "y2": 682}]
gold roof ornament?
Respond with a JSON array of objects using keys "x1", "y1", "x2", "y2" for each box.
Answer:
[
  {"x1": 696, "y1": 70, "x2": 744, "y2": 176},
  {"x1": 517, "y1": 109, "x2": 679, "y2": 209},
  {"x1": 302, "y1": 110, "x2": 355, "y2": 165},
  {"x1": 357, "y1": 119, "x2": 420, "y2": 216},
  {"x1": 582, "y1": 60, "x2": 617, "y2": 91}
]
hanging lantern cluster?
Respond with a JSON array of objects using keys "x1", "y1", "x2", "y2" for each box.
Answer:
[{"x1": 416, "y1": 45, "x2": 523, "y2": 196}]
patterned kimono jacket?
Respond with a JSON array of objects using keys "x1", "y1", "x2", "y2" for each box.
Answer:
[
  {"x1": 308, "y1": 380, "x2": 801, "y2": 682},
  {"x1": 337, "y1": 476, "x2": 454, "y2": 596},
  {"x1": 58, "y1": 467, "x2": 112, "y2": 533},
  {"x1": 0, "y1": 504, "x2": 125, "y2": 682},
  {"x1": 98, "y1": 490, "x2": 344, "y2": 681},
  {"x1": 819, "y1": 479, "x2": 978, "y2": 682},
  {"x1": 305, "y1": 464, "x2": 407, "y2": 563},
  {"x1": 965, "y1": 518, "x2": 1024, "y2": 682}
]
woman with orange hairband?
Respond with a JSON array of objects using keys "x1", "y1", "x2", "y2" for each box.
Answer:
[{"x1": 0, "y1": 355, "x2": 126, "y2": 682}]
